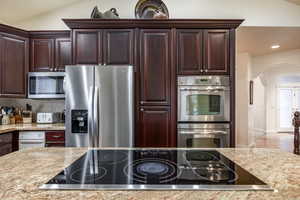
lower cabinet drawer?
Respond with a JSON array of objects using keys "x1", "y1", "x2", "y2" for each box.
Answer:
[
  {"x1": 0, "y1": 143, "x2": 12, "y2": 157},
  {"x1": 45, "y1": 143, "x2": 65, "y2": 147},
  {"x1": 45, "y1": 131, "x2": 65, "y2": 142}
]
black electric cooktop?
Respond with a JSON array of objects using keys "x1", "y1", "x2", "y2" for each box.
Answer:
[{"x1": 40, "y1": 149, "x2": 273, "y2": 191}]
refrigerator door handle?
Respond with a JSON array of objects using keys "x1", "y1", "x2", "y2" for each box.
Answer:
[
  {"x1": 93, "y1": 86, "x2": 100, "y2": 147},
  {"x1": 88, "y1": 86, "x2": 95, "y2": 148}
]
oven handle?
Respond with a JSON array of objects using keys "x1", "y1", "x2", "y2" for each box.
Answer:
[
  {"x1": 179, "y1": 130, "x2": 228, "y2": 135},
  {"x1": 179, "y1": 88, "x2": 228, "y2": 92}
]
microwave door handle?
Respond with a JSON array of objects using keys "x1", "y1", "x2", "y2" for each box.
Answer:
[
  {"x1": 88, "y1": 86, "x2": 95, "y2": 148},
  {"x1": 93, "y1": 86, "x2": 100, "y2": 148}
]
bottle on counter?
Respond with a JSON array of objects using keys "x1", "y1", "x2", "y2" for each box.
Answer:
[
  {"x1": 2, "y1": 115, "x2": 10, "y2": 125},
  {"x1": 15, "y1": 108, "x2": 23, "y2": 124}
]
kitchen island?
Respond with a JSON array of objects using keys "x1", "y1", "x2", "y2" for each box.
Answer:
[{"x1": 0, "y1": 148, "x2": 299, "y2": 200}]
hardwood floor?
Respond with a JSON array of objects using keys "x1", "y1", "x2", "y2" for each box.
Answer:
[{"x1": 255, "y1": 133, "x2": 294, "y2": 153}]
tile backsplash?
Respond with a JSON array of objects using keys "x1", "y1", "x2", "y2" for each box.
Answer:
[{"x1": 0, "y1": 98, "x2": 65, "y2": 113}]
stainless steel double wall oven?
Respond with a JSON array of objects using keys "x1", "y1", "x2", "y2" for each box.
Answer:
[{"x1": 178, "y1": 76, "x2": 230, "y2": 148}]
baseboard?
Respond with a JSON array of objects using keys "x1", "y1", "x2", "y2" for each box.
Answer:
[
  {"x1": 250, "y1": 128, "x2": 267, "y2": 136},
  {"x1": 265, "y1": 130, "x2": 277, "y2": 134},
  {"x1": 236, "y1": 144, "x2": 254, "y2": 148}
]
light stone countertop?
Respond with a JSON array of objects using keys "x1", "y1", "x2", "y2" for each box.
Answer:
[
  {"x1": 0, "y1": 148, "x2": 299, "y2": 200},
  {"x1": 0, "y1": 123, "x2": 65, "y2": 134}
]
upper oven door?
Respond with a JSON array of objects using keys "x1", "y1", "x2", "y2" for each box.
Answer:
[
  {"x1": 178, "y1": 86, "x2": 230, "y2": 122},
  {"x1": 28, "y1": 72, "x2": 65, "y2": 99}
]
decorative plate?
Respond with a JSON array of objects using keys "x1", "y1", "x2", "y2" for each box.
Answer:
[{"x1": 135, "y1": 0, "x2": 169, "y2": 19}]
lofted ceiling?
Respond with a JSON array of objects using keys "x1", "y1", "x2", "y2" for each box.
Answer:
[
  {"x1": 0, "y1": 0, "x2": 81, "y2": 24},
  {"x1": 286, "y1": 0, "x2": 300, "y2": 5},
  {"x1": 237, "y1": 27, "x2": 300, "y2": 56}
]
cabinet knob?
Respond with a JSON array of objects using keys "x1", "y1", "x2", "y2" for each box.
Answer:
[
  {"x1": 205, "y1": 69, "x2": 208, "y2": 72},
  {"x1": 103, "y1": 63, "x2": 106, "y2": 66},
  {"x1": 200, "y1": 69, "x2": 204, "y2": 73},
  {"x1": 50, "y1": 68, "x2": 53, "y2": 71},
  {"x1": 140, "y1": 108, "x2": 144, "y2": 111}
]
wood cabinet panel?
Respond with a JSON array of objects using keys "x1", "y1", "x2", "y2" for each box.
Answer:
[
  {"x1": 45, "y1": 131, "x2": 65, "y2": 142},
  {"x1": 73, "y1": 30, "x2": 101, "y2": 64},
  {"x1": 139, "y1": 29, "x2": 171, "y2": 106},
  {"x1": 1, "y1": 35, "x2": 28, "y2": 97},
  {"x1": 204, "y1": 30, "x2": 229, "y2": 74},
  {"x1": 30, "y1": 39, "x2": 54, "y2": 72},
  {"x1": 137, "y1": 107, "x2": 174, "y2": 147},
  {"x1": 55, "y1": 38, "x2": 72, "y2": 71},
  {"x1": 103, "y1": 29, "x2": 134, "y2": 65},
  {"x1": 177, "y1": 30, "x2": 203, "y2": 75},
  {"x1": 45, "y1": 143, "x2": 65, "y2": 147},
  {"x1": 0, "y1": 132, "x2": 13, "y2": 157}
]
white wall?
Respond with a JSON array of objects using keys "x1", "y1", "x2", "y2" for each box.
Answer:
[
  {"x1": 236, "y1": 53, "x2": 252, "y2": 147},
  {"x1": 250, "y1": 76, "x2": 266, "y2": 137},
  {"x1": 12, "y1": 0, "x2": 300, "y2": 30}
]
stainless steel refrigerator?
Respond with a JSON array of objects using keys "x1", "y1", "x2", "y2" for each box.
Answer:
[{"x1": 65, "y1": 65, "x2": 134, "y2": 147}]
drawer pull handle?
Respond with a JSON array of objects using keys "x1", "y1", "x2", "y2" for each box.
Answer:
[{"x1": 52, "y1": 135, "x2": 62, "y2": 138}]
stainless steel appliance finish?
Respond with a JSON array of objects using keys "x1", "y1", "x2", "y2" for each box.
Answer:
[
  {"x1": 177, "y1": 123, "x2": 230, "y2": 148},
  {"x1": 37, "y1": 112, "x2": 60, "y2": 124},
  {"x1": 178, "y1": 76, "x2": 230, "y2": 122},
  {"x1": 28, "y1": 72, "x2": 65, "y2": 99},
  {"x1": 40, "y1": 183, "x2": 272, "y2": 191},
  {"x1": 65, "y1": 65, "x2": 134, "y2": 148},
  {"x1": 19, "y1": 131, "x2": 45, "y2": 150}
]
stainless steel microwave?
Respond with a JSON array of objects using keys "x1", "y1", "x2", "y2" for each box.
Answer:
[{"x1": 28, "y1": 72, "x2": 65, "y2": 99}]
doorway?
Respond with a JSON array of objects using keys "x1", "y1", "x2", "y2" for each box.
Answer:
[{"x1": 278, "y1": 87, "x2": 300, "y2": 132}]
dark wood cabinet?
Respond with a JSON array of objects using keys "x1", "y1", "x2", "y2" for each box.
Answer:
[
  {"x1": 204, "y1": 30, "x2": 229, "y2": 74},
  {"x1": 136, "y1": 29, "x2": 175, "y2": 147},
  {"x1": 139, "y1": 29, "x2": 171, "y2": 106},
  {"x1": 55, "y1": 38, "x2": 72, "y2": 71},
  {"x1": 0, "y1": 34, "x2": 28, "y2": 98},
  {"x1": 30, "y1": 39, "x2": 54, "y2": 72},
  {"x1": 30, "y1": 31, "x2": 71, "y2": 72},
  {"x1": 73, "y1": 30, "x2": 101, "y2": 65},
  {"x1": 177, "y1": 29, "x2": 229, "y2": 75},
  {"x1": 0, "y1": 132, "x2": 17, "y2": 157},
  {"x1": 137, "y1": 107, "x2": 174, "y2": 147},
  {"x1": 103, "y1": 29, "x2": 134, "y2": 65},
  {"x1": 45, "y1": 131, "x2": 65, "y2": 147},
  {"x1": 73, "y1": 29, "x2": 134, "y2": 66},
  {"x1": 177, "y1": 30, "x2": 203, "y2": 75}
]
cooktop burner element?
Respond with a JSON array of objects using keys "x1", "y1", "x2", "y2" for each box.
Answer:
[
  {"x1": 98, "y1": 151, "x2": 128, "y2": 164},
  {"x1": 70, "y1": 167, "x2": 107, "y2": 183},
  {"x1": 40, "y1": 149, "x2": 273, "y2": 191},
  {"x1": 124, "y1": 158, "x2": 181, "y2": 184}
]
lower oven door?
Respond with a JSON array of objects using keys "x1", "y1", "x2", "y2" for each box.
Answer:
[
  {"x1": 177, "y1": 123, "x2": 230, "y2": 148},
  {"x1": 178, "y1": 86, "x2": 230, "y2": 122}
]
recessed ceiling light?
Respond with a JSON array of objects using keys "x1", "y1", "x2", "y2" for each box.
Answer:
[{"x1": 271, "y1": 45, "x2": 280, "y2": 49}]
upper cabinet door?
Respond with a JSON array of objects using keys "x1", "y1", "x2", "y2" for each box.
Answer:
[
  {"x1": 1, "y1": 35, "x2": 28, "y2": 97},
  {"x1": 139, "y1": 29, "x2": 171, "y2": 106},
  {"x1": 73, "y1": 30, "x2": 102, "y2": 65},
  {"x1": 177, "y1": 30, "x2": 203, "y2": 75},
  {"x1": 55, "y1": 38, "x2": 72, "y2": 71},
  {"x1": 103, "y1": 29, "x2": 134, "y2": 65},
  {"x1": 30, "y1": 39, "x2": 54, "y2": 72},
  {"x1": 204, "y1": 30, "x2": 229, "y2": 74}
]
